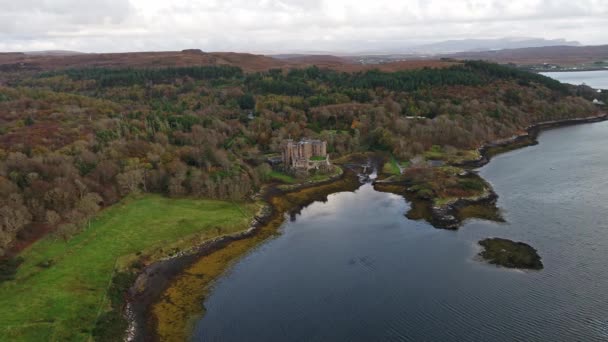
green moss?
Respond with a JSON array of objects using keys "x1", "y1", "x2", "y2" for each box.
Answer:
[{"x1": 478, "y1": 238, "x2": 543, "y2": 270}]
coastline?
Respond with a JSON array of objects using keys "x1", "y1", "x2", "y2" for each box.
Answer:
[
  {"x1": 436, "y1": 112, "x2": 608, "y2": 227},
  {"x1": 460, "y1": 112, "x2": 608, "y2": 169},
  {"x1": 126, "y1": 167, "x2": 361, "y2": 341},
  {"x1": 124, "y1": 111, "x2": 607, "y2": 341},
  {"x1": 125, "y1": 203, "x2": 273, "y2": 341},
  {"x1": 374, "y1": 112, "x2": 607, "y2": 229}
]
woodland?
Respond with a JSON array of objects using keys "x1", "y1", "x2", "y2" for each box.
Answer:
[{"x1": 0, "y1": 61, "x2": 601, "y2": 257}]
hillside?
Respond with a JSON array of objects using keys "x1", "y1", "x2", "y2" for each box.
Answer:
[
  {"x1": 0, "y1": 50, "x2": 290, "y2": 73},
  {"x1": 0, "y1": 49, "x2": 460, "y2": 75}
]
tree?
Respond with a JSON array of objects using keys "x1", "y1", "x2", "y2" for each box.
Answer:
[
  {"x1": 46, "y1": 210, "x2": 61, "y2": 225},
  {"x1": 116, "y1": 169, "x2": 144, "y2": 196},
  {"x1": 238, "y1": 93, "x2": 256, "y2": 110},
  {"x1": 0, "y1": 194, "x2": 32, "y2": 255},
  {"x1": 56, "y1": 223, "x2": 80, "y2": 242},
  {"x1": 76, "y1": 193, "x2": 103, "y2": 228}
]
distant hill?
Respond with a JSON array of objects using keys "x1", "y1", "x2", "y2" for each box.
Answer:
[
  {"x1": 348, "y1": 44, "x2": 608, "y2": 67},
  {"x1": 0, "y1": 50, "x2": 457, "y2": 73},
  {"x1": 272, "y1": 54, "x2": 352, "y2": 65},
  {"x1": 410, "y1": 37, "x2": 581, "y2": 54},
  {"x1": 0, "y1": 50, "x2": 292, "y2": 72},
  {"x1": 268, "y1": 37, "x2": 592, "y2": 65},
  {"x1": 442, "y1": 45, "x2": 608, "y2": 65},
  {"x1": 23, "y1": 50, "x2": 85, "y2": 56},
  {"x1": 291, "y1": 37, "x2": 582, "y2": 56}
]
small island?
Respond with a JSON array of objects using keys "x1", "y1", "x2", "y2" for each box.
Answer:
[{"x1": 478, "y1": 238, "x2": 543, "y2": 270}]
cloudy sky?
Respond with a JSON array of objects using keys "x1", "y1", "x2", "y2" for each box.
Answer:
[{"x1": 1, "y1": 0, "x2": 607, "y2": 53}]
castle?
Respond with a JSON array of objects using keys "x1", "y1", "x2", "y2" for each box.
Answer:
[{"x1": 282, "y1": 139, "x2": 330, "y2": 171}]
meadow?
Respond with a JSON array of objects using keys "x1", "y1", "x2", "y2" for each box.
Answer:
[{"x1": 0, "y1": 194, "x2": 256, "y2": 341}]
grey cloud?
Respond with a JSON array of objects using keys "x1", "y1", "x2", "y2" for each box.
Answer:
[
  {"x1": 0, "y1": 0, "x2": 133, "y2": 33},
  {"x1": 0, "y1": 0, "x2": 606, "y2": 53},
  {"x1": 1, "y1": 0, "x2": 133, "y2": 18}
]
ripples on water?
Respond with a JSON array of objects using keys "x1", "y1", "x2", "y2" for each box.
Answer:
[{"x1": 193, "y1": 121, "x2": 608, "y2": 342}]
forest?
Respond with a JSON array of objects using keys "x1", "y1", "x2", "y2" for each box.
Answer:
[{"x1": 0, "y1": 61, "x2": 600, "y2": 257}]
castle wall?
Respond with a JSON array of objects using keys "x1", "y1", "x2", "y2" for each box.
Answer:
[{"x1": 282, "y1": 139, "x2": 330, "y2": 171}]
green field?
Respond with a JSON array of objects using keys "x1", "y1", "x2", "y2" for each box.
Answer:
[
  {"x1": 267, "y1": 170, "x2": 296, "y2": 184},
  {"x1": 0, "y1": 194, "x2": 256, "y2": 341}
]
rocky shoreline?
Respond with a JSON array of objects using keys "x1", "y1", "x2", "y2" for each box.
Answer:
[
  {"x1": 377, "y1": 112, "x2": 607, "y2": 230},
  {"x1": 428, "y1": 188, "x2": 499, "y2": 229},
  {"x1": 432, "y1": 113, "x2": 607, "y2": 228},
  {"x1": 374, "y1": 178, "x2": 501, "y2": 230},
  {"x1": 125, "y1": 204, "x2": 273, "y2": 342},
  {"x1": 124, "y1": 168, "x2": 362, "y2": 341}
]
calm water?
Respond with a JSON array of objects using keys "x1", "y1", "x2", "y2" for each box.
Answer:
[
  {"x1": 541, "y1": 70, "x2": 608, "y2": 89},
  {"x1": 193, "y1": 121, "x2": 608, "y2": 341}
]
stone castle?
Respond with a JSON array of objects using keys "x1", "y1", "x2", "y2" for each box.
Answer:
[{"x1": 282, "y1": 139, "x2": 330, "y2": 171}]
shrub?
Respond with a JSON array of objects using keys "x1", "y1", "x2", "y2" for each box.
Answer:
[
  {"x1": 0, "y1": 257, "x2": 24, "y2": 283},
  {"x1": 459, "y1": 179, "x2": 485, "y2": 191},
  {"x1": 92, "y1": 310, "x2": 128, "y2": 342}
]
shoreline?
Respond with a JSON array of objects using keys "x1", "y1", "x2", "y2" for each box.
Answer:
[
  {"x1": 435, "y1": 112, "x2": 608, "y2": 227},
  {"x1": 125, "y1": 203, "x2": 273, "y2": 341},
  {"x1": 124, "y1": 112, "x2": 607, "y2": 341},
  {"x1": 126, "y1": 167, "x2": 362, "y2": 341},
  {"x1": 460, "y1": 112, "x2": 608, "y2": 169},
  {"x1": 537, "y1": 68, "x2": 608, "y2": 73},
  {"x1": 429, "y1": 188, "x2": 499, "y2": 229},
  {"x1": 375, "y1": 112, "x2": 607, "y2": 229}
]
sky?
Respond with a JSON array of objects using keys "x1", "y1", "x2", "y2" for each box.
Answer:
[{"x1": 0, "y1": 0, "x2": 607, "y2": 53}]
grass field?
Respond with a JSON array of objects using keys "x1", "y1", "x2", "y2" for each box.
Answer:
[
  {"x1": 0, "y1": 194, "x2": 256, "y2": 341},
  {"x1": 267, "y1": 170, "x2": 296, "y2": 184}
]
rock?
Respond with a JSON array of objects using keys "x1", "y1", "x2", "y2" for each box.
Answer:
[{"x1": 430, "y1": 205, "x2": 459, "y2": 229}]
